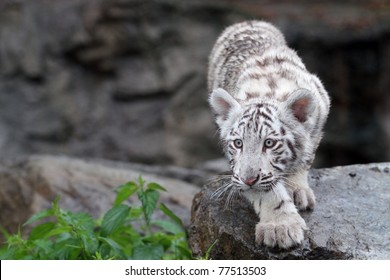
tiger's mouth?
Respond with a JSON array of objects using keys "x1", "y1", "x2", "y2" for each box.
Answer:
[
  {"x1": 259, "y1": 182, "x2": 276, "y2": 192},
  {"x1": 236, "y1": 178, "x2": 279, "y2": 192}
]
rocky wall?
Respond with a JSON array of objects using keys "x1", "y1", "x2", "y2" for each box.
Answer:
[{"x1": 0, "y1": 0, "x2": 390, "y2": 167}]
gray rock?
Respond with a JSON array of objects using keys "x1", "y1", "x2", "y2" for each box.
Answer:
[
  {"x1": 164, "y1": 75, "x2": 222, "y2": 166},
  {"x1": 196, "y1": 158, "x2": 229, "y2": 174},
  {"x1": 113, "y1": 57, "x2": 164, "y2": 99},
  {"x1": 0, "y1": 155, "x2": 200, "y2": 242},
  {"x1": 189, "y1": 163, "x2": 390, "y2": 259}
]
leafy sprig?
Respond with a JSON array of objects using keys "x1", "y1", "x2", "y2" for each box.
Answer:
[{"x1": 0, "y1": 177, "x2": 193, "y2": 260}]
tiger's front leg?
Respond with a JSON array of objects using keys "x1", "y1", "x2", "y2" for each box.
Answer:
[
  {"x1": 286, "y1": 169, "x2": 316, "y2": 211},
  {"x1": 246, "y1": 183, "x2": 307, "y2": 249}
]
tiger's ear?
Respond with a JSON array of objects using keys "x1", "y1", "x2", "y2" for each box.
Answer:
[
  {"x1": 209, "y1": 88, "x2": 242, "y2": 128},
  {"x1": 287, "y1": 88, "x2": 315, "y2": 123}
]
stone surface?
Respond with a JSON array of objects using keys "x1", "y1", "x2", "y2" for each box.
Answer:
[
  {"x1": 0, "y1": 0, "x2": 390, "y2": 167},
  {"x1": 0, "y1": 155, "x2": 202, "y2": 242},
  {"x1": 1, "y1": 155, "x2": 390, "y2": 259},
  {"x1": 189, "y1": 163, "x2": 390, "y2": 259}
]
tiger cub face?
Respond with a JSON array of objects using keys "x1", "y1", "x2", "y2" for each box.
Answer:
[{"x1": 210, "y1": 88, "x2": 315, "y2": 192}]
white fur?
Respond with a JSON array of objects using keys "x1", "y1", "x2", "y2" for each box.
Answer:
[
  {"x1": 208, "y1": 21, "x2": 330, "y2": 249},
  {"x1": 209, "y1": 88, "x2": 242, "y2": 139},
  {"x1": 245, "y1": 183, "x2": 306, "y2": 248}
]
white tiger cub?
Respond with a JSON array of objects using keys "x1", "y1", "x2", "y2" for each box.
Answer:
[{"x1": 208, "y1": 21, "x2": 330, "y2": 249}]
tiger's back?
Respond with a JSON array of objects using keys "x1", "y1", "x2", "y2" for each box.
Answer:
[
  {"x1": 208, "y1": 21, "x2": 285, "y2": 94},
  {"x1": 208, "y1": 20, "x2": 329, "y2": 114},
  {"x1": 208, "y1": 21, "x2": 330, "y2": 166}
]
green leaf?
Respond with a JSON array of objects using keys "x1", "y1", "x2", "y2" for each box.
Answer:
[
  {"x1": 28, "y1": 222, "x2": 56, "y2": 240},
  {"x1": 93, "y1": 251, "x2": 104, "y2": 260},
  {"x1": 6, "y1": 227, "x2": 25, "y2": 247},
  {"x1": 58, "y1": 211, "x2": 94, "y2": 234},
  {"x1": 131, "y1": 244, "x2": 164, "y2": 260},
  {"x1": 52, "y1": 238, "x2": 79, "y2": 260},
  {"x1": 159, "y1": 203, "x2": 183, "y2": 227},
  {"x1": 204, "y1": 239, "x2": 218, "y2": 260},
  {"x1": 45, "y1": 226, "x2": 72, "y2": 238},
  {"x1": 152, "y1": 220, "x2": 184, "y2": 235},
  {"x1": 99, "y1": 237, "x2": 122, "y2": 251},
  {"x1": 51, "y1": 196, "x2": 61, "y2": 214},
  {"x1": 114, "y1": 182, "x2": 139, "y2": 206},
  {"x1": 0, "y1": 246, "x2": 16, "y2": 260},
  {"x1": 137, "y1": 176, "x2": 145, "y2": 188},
  {"x1": 128, "y1": 207, "x2": 143, "y2": 220},
  {"x1": 32, "y1": 239, "x2": 53, "y2": 255},
  {"x1": 147, "y1": 182, "x2": 167, "y2": 192},
  {"x1": 138, "y1": 189, "x2": 159, "y2": 226},
  {"x1": 98, "y1": 237, "x2": 126, "y2": 259},
  {"x1": 143, "y1": 233, "x2": 172, "y2": 248},
  {"x1": 101, "y1": 205, "x2": 131, "y2": 236},
  {"x1": 23, "y1": 209, "x2": 53, "y2": 226},
  {"x1": 175, "y1": 244, "x2": 193, "y2": 260},
  {"x1": 80, "y1": 234, "x2": 99, "y2": 258}
]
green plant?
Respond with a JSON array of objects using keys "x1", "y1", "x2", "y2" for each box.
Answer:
[{"x1": 0, "y1": 177, "x2": 193, "y2": 260}]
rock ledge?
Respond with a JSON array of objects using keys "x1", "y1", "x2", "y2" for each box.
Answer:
[{"x1": 189, "y1": 163, "x2": 390, "y2": 259}]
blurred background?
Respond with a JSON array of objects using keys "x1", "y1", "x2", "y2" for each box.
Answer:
[{"x1": 0, "y1": 0, "x2": 389, "y2": 169}]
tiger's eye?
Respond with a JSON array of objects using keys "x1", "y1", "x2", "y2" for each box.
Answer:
[
  {"x1": 233, "y1": 139, "x2": 243, "y2": 149},
  {"x1": 264, "y1": 139, "x2": 276, "y2": 148}
]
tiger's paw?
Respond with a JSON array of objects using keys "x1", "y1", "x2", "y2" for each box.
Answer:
[
  {"x1": 292, "y1": 187, "x2": 316, "y2": 211},
  {"x1": 255, "y1": 214, "x2": 306, "y2": 249}
]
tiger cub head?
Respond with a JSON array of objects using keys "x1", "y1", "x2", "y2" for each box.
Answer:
[{"x1": 209, "y1": 88, "x2": 316, "y2": 192}]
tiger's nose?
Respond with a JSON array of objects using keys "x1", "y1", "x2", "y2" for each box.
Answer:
[{"x1": 243, "y1": 175, "x2": 259, "y2": 187}]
